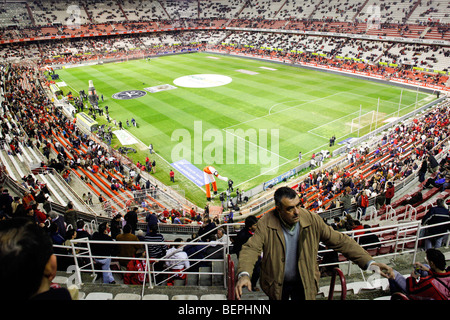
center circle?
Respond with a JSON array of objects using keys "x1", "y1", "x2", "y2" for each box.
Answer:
[{"x1": 173, "y1": 74, "x2": 232, "y2": 88}]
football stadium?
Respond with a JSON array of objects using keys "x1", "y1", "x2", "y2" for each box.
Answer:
[{"x1": 0, "y1": 0, "x2": 449, "y2": 303}]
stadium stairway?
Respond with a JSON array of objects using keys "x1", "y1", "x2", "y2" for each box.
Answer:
[
  {"x1": 0, "y1": 141, "x2": 91, "y2": 211},
  {"x1": 42, "y1": 123, "x2": 172, "y2": 218}
]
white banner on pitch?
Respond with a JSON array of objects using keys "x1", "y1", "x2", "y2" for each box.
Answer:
[{"x1": 113, "y1": 130, "x2": 138, "y2": 145}]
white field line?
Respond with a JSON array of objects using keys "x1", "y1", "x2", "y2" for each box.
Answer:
[
  {"x1": 222, "y1": 92, "x2": 342, "y2": 130},
  {"x1": 234, "y1": 140, "x2": 331, "y2": 188},
  {"x1": 221, "y1": 128, "x2": 290, "y2": 162},
  {"x1": 307, "y1": 130, "x2": 329, "y2": 140},
  {"x1": 307, "y1": 109, "x2": 361, "y2": 138},
  {"x1": 233, "y1": 93, "x2": 435, "y2": 188},
  {"x1": 307, "y1": 92, "x2": 432, "y2": 138},
  {"x1": 344, "y1": 91, "x2": 432, "y2": 110}
]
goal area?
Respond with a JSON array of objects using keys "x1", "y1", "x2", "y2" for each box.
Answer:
[{"x1": 350, "y1": 110, "x2": 376, "y2": 133}]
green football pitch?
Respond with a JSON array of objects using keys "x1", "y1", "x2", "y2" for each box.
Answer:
[{"x1": 55, "y1": 52, "x2": 436, "y2": 207}]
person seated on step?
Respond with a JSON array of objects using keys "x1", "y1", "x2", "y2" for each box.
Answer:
[{"x1": 164, "y1": 238, "x2": 190, "y2": 286}]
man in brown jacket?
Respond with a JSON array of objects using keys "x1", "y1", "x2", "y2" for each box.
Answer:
[
  {"x1": 116, "y1": 224, "x2": 143, "y2": 269},
  {"x1": 235, "y1": 186, "x2": 389, "y2": 300}
]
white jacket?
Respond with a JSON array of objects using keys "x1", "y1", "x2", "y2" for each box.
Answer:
[{"x1": 164, "y1": 247, "x2": 190, "y2": 270}]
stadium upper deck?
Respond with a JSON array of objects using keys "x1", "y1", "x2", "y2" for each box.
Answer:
[{"x1": 0, "y1": 0, "x2": 448, "y2": 41}]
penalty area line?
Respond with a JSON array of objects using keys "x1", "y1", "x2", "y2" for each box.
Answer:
[
  {"x1": 234, "y1": 140, "x2": 332, "y2": 188},
  {"x1": 222, "y1": 128, "x2": 289, "y2": 162},
  {"x1": 223, "y1": 92, "x2": 342, "y2": 130}
]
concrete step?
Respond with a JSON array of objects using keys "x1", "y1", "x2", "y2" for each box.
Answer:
[
  {"x1": 212, "y1": 260, "x2": 224, "y2": 286},
  {"x1": 186, "y1": 273, "x2": 199, "y2": 286},
  {"x1": 199, "y1": 266, "x2": 212, "y2": 286}
]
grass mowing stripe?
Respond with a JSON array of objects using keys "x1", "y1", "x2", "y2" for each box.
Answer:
[{"x1": 55, "y1": 52, "x2": 437, "y2": 206}]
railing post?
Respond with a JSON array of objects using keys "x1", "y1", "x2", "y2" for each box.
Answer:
[
  {"x1": 70, "y1": 240, "x2": 83, "y2": 286},
  {"x1": 328, "y1": 268, "x2": 347, "y2": 300},
  {"x1": 227, "y1": 254, "x2": 236, "y2": 300},
  {"x1": 145, "y1": 243, "x2": 154, "y2": 289}
]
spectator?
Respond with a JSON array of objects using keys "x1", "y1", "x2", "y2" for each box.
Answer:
[
  {"x1": 358, "y1": 225, "x2": 381, "y2": 249},
  {"x1": 189, "y1": 207, "x2": 197, "y2": 220},
  {"x1": 399, "y1": 191, "x2": 423, "y2": 207},
  {"x1": 235, "y1": 187, "x2": 389, "y2": 300},
  {"x1": 124, "y1": 207, "x2": 138, "y2": 234},
  {"x1": 197, "y1": 217, "x2": 217, "y2": 242},
  {"x1": 0, "y1": 189, "x2": 13, "y2": 219},
  {"x1": 183, "y1": 234, "x2": 207, "y2": 272},
  {"x1": 11, "y1": 196, "x2": 25, "y2": 218},
  {"x1": 215, "y1": 227, "x2": 230, "y2": 246},
  {"x1": 59, "y1": 229, "x2": 78, "y2": 271},
  {"x1": 48, "y1": 221, "x2": 65, "y2": 246},
  {"x1": 75, "y1": 220, "x2": 91, "y2": 240},
  {"x1": 0, "y1": 218, "x2": 73, "y2": 300},
  {"x1": 384, "y1": 248, "x2": 450, "y2": 300},
  {"x1": 423, "y1": 172, "x2": 446, "y2": 189},
  {"x1": 340, "y1": 188, "x2": 352, "y2": 214},
  {"x1": 48, "y1": 211, "x2": 66, "y2": 238},
  {"x1": 145, "y1": 211, "x2": 159, "y2": 232},
  {"x1": 428, "y1": 153, "x2": 439, "y2": 173},
  {"x1": 91, "y1": 222, "x2": 116, "y2": 284},
  {"x1": 233, "y1": 215, "x2": 261, "y2": 292},
  {"x1": 418, "y1": 159, "x2": 428, "y2": 183},
  {"x1": 33, "y1": 203, "x2": 48, "y2": 227},
  {"x1": 421, "y1": 199, "x2": 450, "y2": 250},
  {"x1": 116, "y1": 224, "x2": 142, "y2": 269},
  {"x1": 164, "y1": 238, "x2": 190, "y2": 286},
  {"x1": 331, "y1": 216, "x2": 341, "y2": 230},
  {"x1": 64, "y1": 202, "x2": 77, "y2": 231},
  {"x1": 124, "y1": 248, "x2": 148, "y2": 285},
  {"x1": 376, "y1": 190, "x2": 386, "y2": 210},
  {"x1": 22, "y1": 190, "x2": 35, "y2": 210},
  {"x1": 144, "y1": 223, "x2": 167, "y2": 283},
  {"x1": 385, "y1": 181, "x2": 395, "y2": 206},
  {"x1": 110, "y1": 213, "x2": 123, "y2": 240},
  {"x1": 356, "y1": 190, "x2": 369, "y2": 217},
  {"x1": 209, "y1": 227, "x2": 231, "y2": 258}
]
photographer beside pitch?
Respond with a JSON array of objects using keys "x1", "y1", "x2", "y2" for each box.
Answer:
[{"x1": 235, "y1": 186, "x2": 389, "y2": 300}]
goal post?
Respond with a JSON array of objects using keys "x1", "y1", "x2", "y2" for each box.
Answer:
[{"x1": 350, "y1": 110, "x2": 376, "y2": 134}]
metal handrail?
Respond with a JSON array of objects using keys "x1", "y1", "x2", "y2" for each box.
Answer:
[
  {"x1": 227, "y1": 254, "x2": 236, "y2": 300},
  {"x1": 51, "y1": 219, "x2": 450, "y2": 295},
  {"x1": 328, "y1": 268, "x2": 347, "y2": 300},
  {"x1": 318, "y1": 219, "x2": 450, "y2": 275},
  {"x1": 66, "y1": 237, "x2": 229, "y2": 288}
]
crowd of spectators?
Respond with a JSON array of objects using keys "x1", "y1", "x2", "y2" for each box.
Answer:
[
  {"x1": 1, "y1": 63, "x2": 167, "y2": 213},
  {"x1": 215, "y1": 40, "x2": 448, "y2": 87},
  {"x1": 1, "y1": 30, "x2": 447, "y2": 89},
  {"x1": 1, "y1": 0, "x2": 449, "y2": 89},
  {"x1": 1, "y1": 62, "x2": 219, "y2": 229},
  {"x1": 293, "y1": 100, "x2": 450, "y2": 219},
  {"x1": 1, "y1": 6, "x2": 448, "y2": 40}
]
